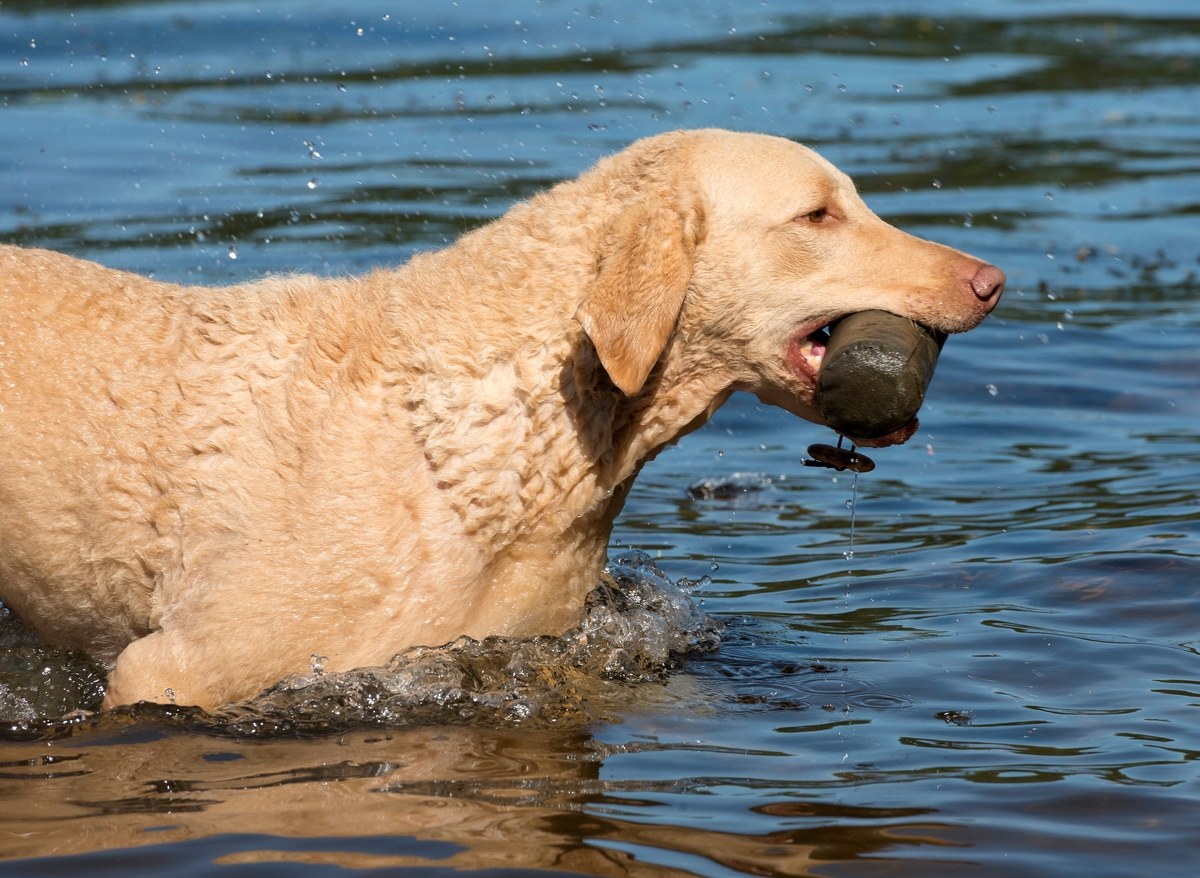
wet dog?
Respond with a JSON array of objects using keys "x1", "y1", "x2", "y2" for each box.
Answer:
[{"x1": 0, "y1": 129, "x2": 1003, "y2": 709}]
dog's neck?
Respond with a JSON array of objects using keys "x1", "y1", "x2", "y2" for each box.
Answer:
[{"x1": 385, "y1": 244, "x2": 732, "y2": 567}]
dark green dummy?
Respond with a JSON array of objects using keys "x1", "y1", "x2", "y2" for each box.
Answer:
[{"x1": 817, "y1": 311, "x2": 946, "y2": 441}]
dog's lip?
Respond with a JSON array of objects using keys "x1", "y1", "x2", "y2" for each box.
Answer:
[{"x1": 785, "y1": 322, "x2": 832, "y2": 386}]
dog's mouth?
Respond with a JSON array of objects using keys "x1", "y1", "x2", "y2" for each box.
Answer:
[{"x1": 786, "y1": 325, "x2": 831, "y2": 384}]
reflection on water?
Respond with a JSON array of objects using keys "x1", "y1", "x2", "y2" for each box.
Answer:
[{"x1": 3, "y1": 0, "x2": 1200, "y2": 875}]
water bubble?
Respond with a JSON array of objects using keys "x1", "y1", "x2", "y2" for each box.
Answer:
[
  {"x1": 307, "y1": 177, "x2": 320, "y2": 189},
  {"x1": 986, "y1": 383, "x2": 998, "y2": 397},
  {"x1": 710, "y1": 562, "x2": 719, "y2": 572}
]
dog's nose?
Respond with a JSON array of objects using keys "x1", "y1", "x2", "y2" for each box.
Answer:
[{"x1": 970, "y1": 264, "x2": 1006, "y2": 305}]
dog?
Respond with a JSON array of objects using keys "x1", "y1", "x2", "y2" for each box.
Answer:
[{"x1": 0, "y1": 129, "x2": 1004, "y2": 710}]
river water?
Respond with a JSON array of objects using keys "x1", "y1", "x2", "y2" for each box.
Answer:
[{"x1": 2, "y1": 1, "x2": 1200, "y2": 875}]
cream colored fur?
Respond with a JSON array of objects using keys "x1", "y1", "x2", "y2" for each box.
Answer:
[{"x1": 0, "y1": 129, "x2": 1002, "y2": 710}]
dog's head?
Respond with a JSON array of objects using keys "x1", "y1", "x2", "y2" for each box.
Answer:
[{"x1": 575, "y1": 129, "x2": 1004, "y2": 445}]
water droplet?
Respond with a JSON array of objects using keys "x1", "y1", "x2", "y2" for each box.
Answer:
[
  {"x1": 892, "y1": 83, "x2": 904, "y2": 92},
  {"x1": 1045, "y1": 191, "x2": 1054, "y2": 200},
  {"x1": 987, "y1": 105, "x2": 997, "y2": 112},
  {"x1": 803, "y1": 84, "x2": 813, "y2": 93},
  {"x1": 843, "y1": 550, "x2": 854, "y2": 561},
  {"x1": 838, "y1": 84, "x2": 847, "y2": 92},
  {"x1": 165, "y1": 688, "x2": 175, "y2": 704},
  {"x1": 29, "y1": 39, "x2": 35, "y2": 48},
  {"x1": 227, "y1": 245, "x2": 238, "y2": 260},
  {"x1": 710, "y1": 562, "x2": 719, "y2": 572},
  {"x1": 19, "y1": 58, "x2": 28, "y2": 66},
  {"x1": 717, "y1": 450, "x2": 724, "y2": 458},
  {"x1": 926, "y1": 444, "x2": 934, "y2": 456},
  {"x1": 845, "y1": 499, "x2": 853, "y2": 509},
  {"x1": 307, "y1": 177, "x2": 320, "y2": 189},
  {"x1": 932, "y1": 179, "x2": 941, "y2": 188},
  {"x1": 986, "y1": 383, "x2": 998, "y2": 397}
]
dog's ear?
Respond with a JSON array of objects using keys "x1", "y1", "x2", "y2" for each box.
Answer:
[{"x1": 575, "y1": 195, "x2": 702, "y2": 396}]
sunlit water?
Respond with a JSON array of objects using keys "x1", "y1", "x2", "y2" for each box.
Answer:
[{"x1": 3, "y1": 1, "x2": 1200, "y2": 875}]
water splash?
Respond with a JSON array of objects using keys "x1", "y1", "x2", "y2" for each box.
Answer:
[{"x1": 0, "y1": 551, "x2": 722, "y2": 739}]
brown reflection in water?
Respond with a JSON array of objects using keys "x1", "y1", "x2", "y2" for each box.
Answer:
[{"x1": 0, "y1": 723, "x2": 958, "y2": 877}]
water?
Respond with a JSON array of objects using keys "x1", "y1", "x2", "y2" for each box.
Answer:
[{"x1": 3, "y1": 0, "x2": 1200, "y2": 874}]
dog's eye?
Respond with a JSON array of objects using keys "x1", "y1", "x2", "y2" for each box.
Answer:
[{"x1": 806, "y1": 208, "x2": 827, "y2": 223}]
